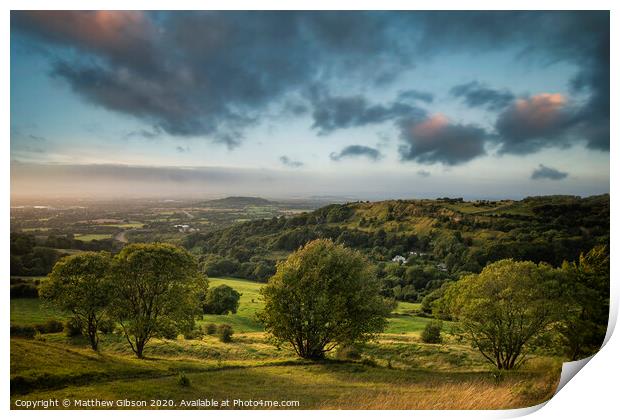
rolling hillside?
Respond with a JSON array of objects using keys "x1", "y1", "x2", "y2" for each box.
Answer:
[{"x1": 184, "y1": 194, "x2": 609, "y2": 302}]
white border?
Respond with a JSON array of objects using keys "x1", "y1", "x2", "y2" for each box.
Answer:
[{"x1": 2, "y1": 2, "x2": 618, "y2": 419}]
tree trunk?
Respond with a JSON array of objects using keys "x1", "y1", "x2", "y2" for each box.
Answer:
[
  {"x1": 135, "y1": 340, "x2": 145, "y2": 359},
  {"x1": 87, "y1": 318, "x2": 98, "y2": 351}
]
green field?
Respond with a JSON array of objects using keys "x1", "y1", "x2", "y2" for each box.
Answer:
[
  {"x1": 10, "y1": 277, "x2": 561, "y2": 409},
  {"x1": 73, "y1": 234, "x2": 113, "y2": 241},
  {"x1": 11, "y1": 298, "x2": 65, "y2": 325},
  {"x1": 11, "y1": 277, "x2": 437, "y2": 335},
  {"x1": 21, "y1": 227, "x2": 50, "y2": 232},
  {"x1": 97, "y1": 223, "x2": 145, "y2": 228},
  {"x1": 199, "y1": 278, "x2": 264, "y2": 332}
]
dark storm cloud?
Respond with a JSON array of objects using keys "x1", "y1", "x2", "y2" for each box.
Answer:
[
  {"x1": 10, "y1": 11, "x2": 159, "y2": 71},
  {"x1": 12, "y1": 11, "x2": 415, "y2": 147},
  {"x1": 494, "y1": 94, "x2": 577, "y2": 154},
  {"x1": 450, "y1": 81, "x2": 515, "y2": 111},
  {"x1": 279, "y1": 156, "x2": 304, "y2": 168},
  {"x1": 398, "y1": 115, "x2": 488, "y2": 165},
  {"x1": 417, "y1": 11, "x2": 609, "y2": 152},
  {"x1": 11, "y1": 11, "x2": 608, "y2": 153},
  {"x1": 330, "y1": 145, "x2": 383, "y2": 162},
  {"x1": 531, "y1": 164, "x2": 568, "y2": 181}
]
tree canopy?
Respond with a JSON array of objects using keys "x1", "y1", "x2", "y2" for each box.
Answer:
[
  {"x1": 559, "y1": 245, "x2": 610, "y2": 360},
  {"x1": 440, "y1": 259, "x2": 564, "y2": 370},
  {"x1": 109, "y1": 243, "x2": 206, "y2": 358},
  {"x1": 40, "y1": 251, "x2": 113, "y2": 350},
  {"x1": 258, "y1": 239, "x2": 395, "y2": 359}
]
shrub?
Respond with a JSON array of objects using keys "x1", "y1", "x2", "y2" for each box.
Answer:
[
  {"x1": 184, "y1": 329, "x2": 204, "y2": 340},
  {"x1": 421, "y1": 320, "x2": 443, "y2": 344},
  {"x1": 218, "y1": 324, "x2": 233, "y2": 343},
  {"x1": 10, "y1": 283, "x2": 38, "y2": 298},
  {"x1": 202, "y1": 284, "x2": 242, "y2": 315},
  {"x1": 46, "y1": 319, "x2": 65, "y2": 333},
  {"x1": 203, "y1": 323, "x2": 218, "y2": 335},
  {"x1": 34, "y1": 319, "x2": 64, "y2": 334},
  {"x1": 158, "y1": 322, "x2": 180, "y2": 340},
  {"x1": 65, "y1": 317, "x2": 83, "y2": 337},
  {"x1": 177, "y1": 372, "x2": 191, "y2": 387},
  {"x1": 10, "y1": 325, "x2": 36, "y2": 338},
  {"x1": 360, "y1": 357, "x2": 378, "y2": 367}
]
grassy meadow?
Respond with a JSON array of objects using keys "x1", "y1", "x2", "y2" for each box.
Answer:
[{"x1": 10, "y1": 276, "x2": 562, "y2": 409}]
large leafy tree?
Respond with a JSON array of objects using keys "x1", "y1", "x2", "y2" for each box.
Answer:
[
  {"x1": 440, "y1": 259, "x2": 564, "y2": 370},
  {"x1": 110, "y1": 243, "x2": 206, "y2": 358},
  {"x1": 559, "y1": 245, "x2": 610, "y2": 360},
  {"x1": 258, "y1": 239, "x2": 395, "y2": 360},
  {"x1": 40, "y1": 252, "x2": 113, "y2": 350}
]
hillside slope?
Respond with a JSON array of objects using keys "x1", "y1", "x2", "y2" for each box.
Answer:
[{"x1": 183, "y1": 195, "x2": 609, "y2": 302}]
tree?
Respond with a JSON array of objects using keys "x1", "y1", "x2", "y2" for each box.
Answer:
[
  {"x1": 201, "y1": 254, "x2": 239, "y2": 277},
  {"x1": 40, "y1": 252, "x2": 113, "y2": 350},
  {"x1": 559, "y1": 245, "x2": 609, "y2": 360},
  {"x1": 258, "y1": 239, "x2": 395, "y2": 360},
  {"x1": 202, "y1": 284, "x2": 241, "y2": 314},
  {"x1": 110, "y1": 243, "x2": 206, "y2": 358},
  {"x1": 440, "y1": 259, "x2": 563, "y2": 370}
]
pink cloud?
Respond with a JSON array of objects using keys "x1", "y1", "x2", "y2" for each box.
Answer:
[
  {"x1": 14, "y1": 11, "x2": 154, "y2": 59},
  {"x1": 495, "y1": 92, "x2": 575, "y2": 153},
  {"x1": 511, "y1": 93, "x2": 568, "y2": 131}
]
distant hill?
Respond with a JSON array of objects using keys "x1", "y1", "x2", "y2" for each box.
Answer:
[
  {"x1": 184, "y1": 194, "x2": 609, "y2": 302},
  {"x1": 202, "y1": 196, "x2": 276, "y2": 207}
]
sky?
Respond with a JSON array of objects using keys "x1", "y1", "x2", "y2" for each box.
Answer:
[{"x1": 10, "y1": 11, "x2": 610, "y2": 200}]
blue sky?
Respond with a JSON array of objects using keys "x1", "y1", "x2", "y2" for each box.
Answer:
[{"x1": 10, "y1": 11, "x2": 609, "y2": 199}]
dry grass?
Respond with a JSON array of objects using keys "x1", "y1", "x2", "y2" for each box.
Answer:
[{"x1": 320, "y1": 373, "x2": 560, "y2": 410}]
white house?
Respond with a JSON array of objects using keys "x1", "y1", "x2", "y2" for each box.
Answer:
[{"x1": 392, "y1": 255, "x2": 406, "y2": 264}]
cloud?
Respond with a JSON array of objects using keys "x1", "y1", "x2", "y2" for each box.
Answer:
[
  {"x1": 424, "y1": 12, "x2": 609, "y2": 151},
  {"x1": 531, "y1": 164, "x2": 568, "y2": 180},
  {"x1": 279, "y1": 155, "x2": 304, "y2": 168},
  {"x1": 12, "y1": 11, "x2": 417, "y2": 147},
  {"x1": 398, "y1": 114, "x2": 488, "y2": 165},
  {"x1": 10, "y1": 126, "x2": 48, "y2": 154},
  {"x1": 125, "y1": 127, "x2": 162, "y2": 140},
  {"x1": 495, "y1": 93, "x2": 575, "y2": 154},
  {"x1": 450, "y1": 81, "x2": 514, "y2": 110},
  {"x1": 11, "y1": 11, "x2": 158, "y2": 71},
  {"x1": 330, "y1": 145, "x2": 383, "y2": 161},
  {"x1": 11, "y1": 11, "x2": 608, "y2": 152},
  {"x1": 417, "y1": 169, "x2": 431, "y2": 177},
  {"x1": 176, "y1": 146, "x2": 190, "y2": 153},
  {"x1": 397, "y1": 89, "x2": 434, "y2": 104},
  {"x1": 309, "y1": 89, "x2": 424, "y2": 135}
]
